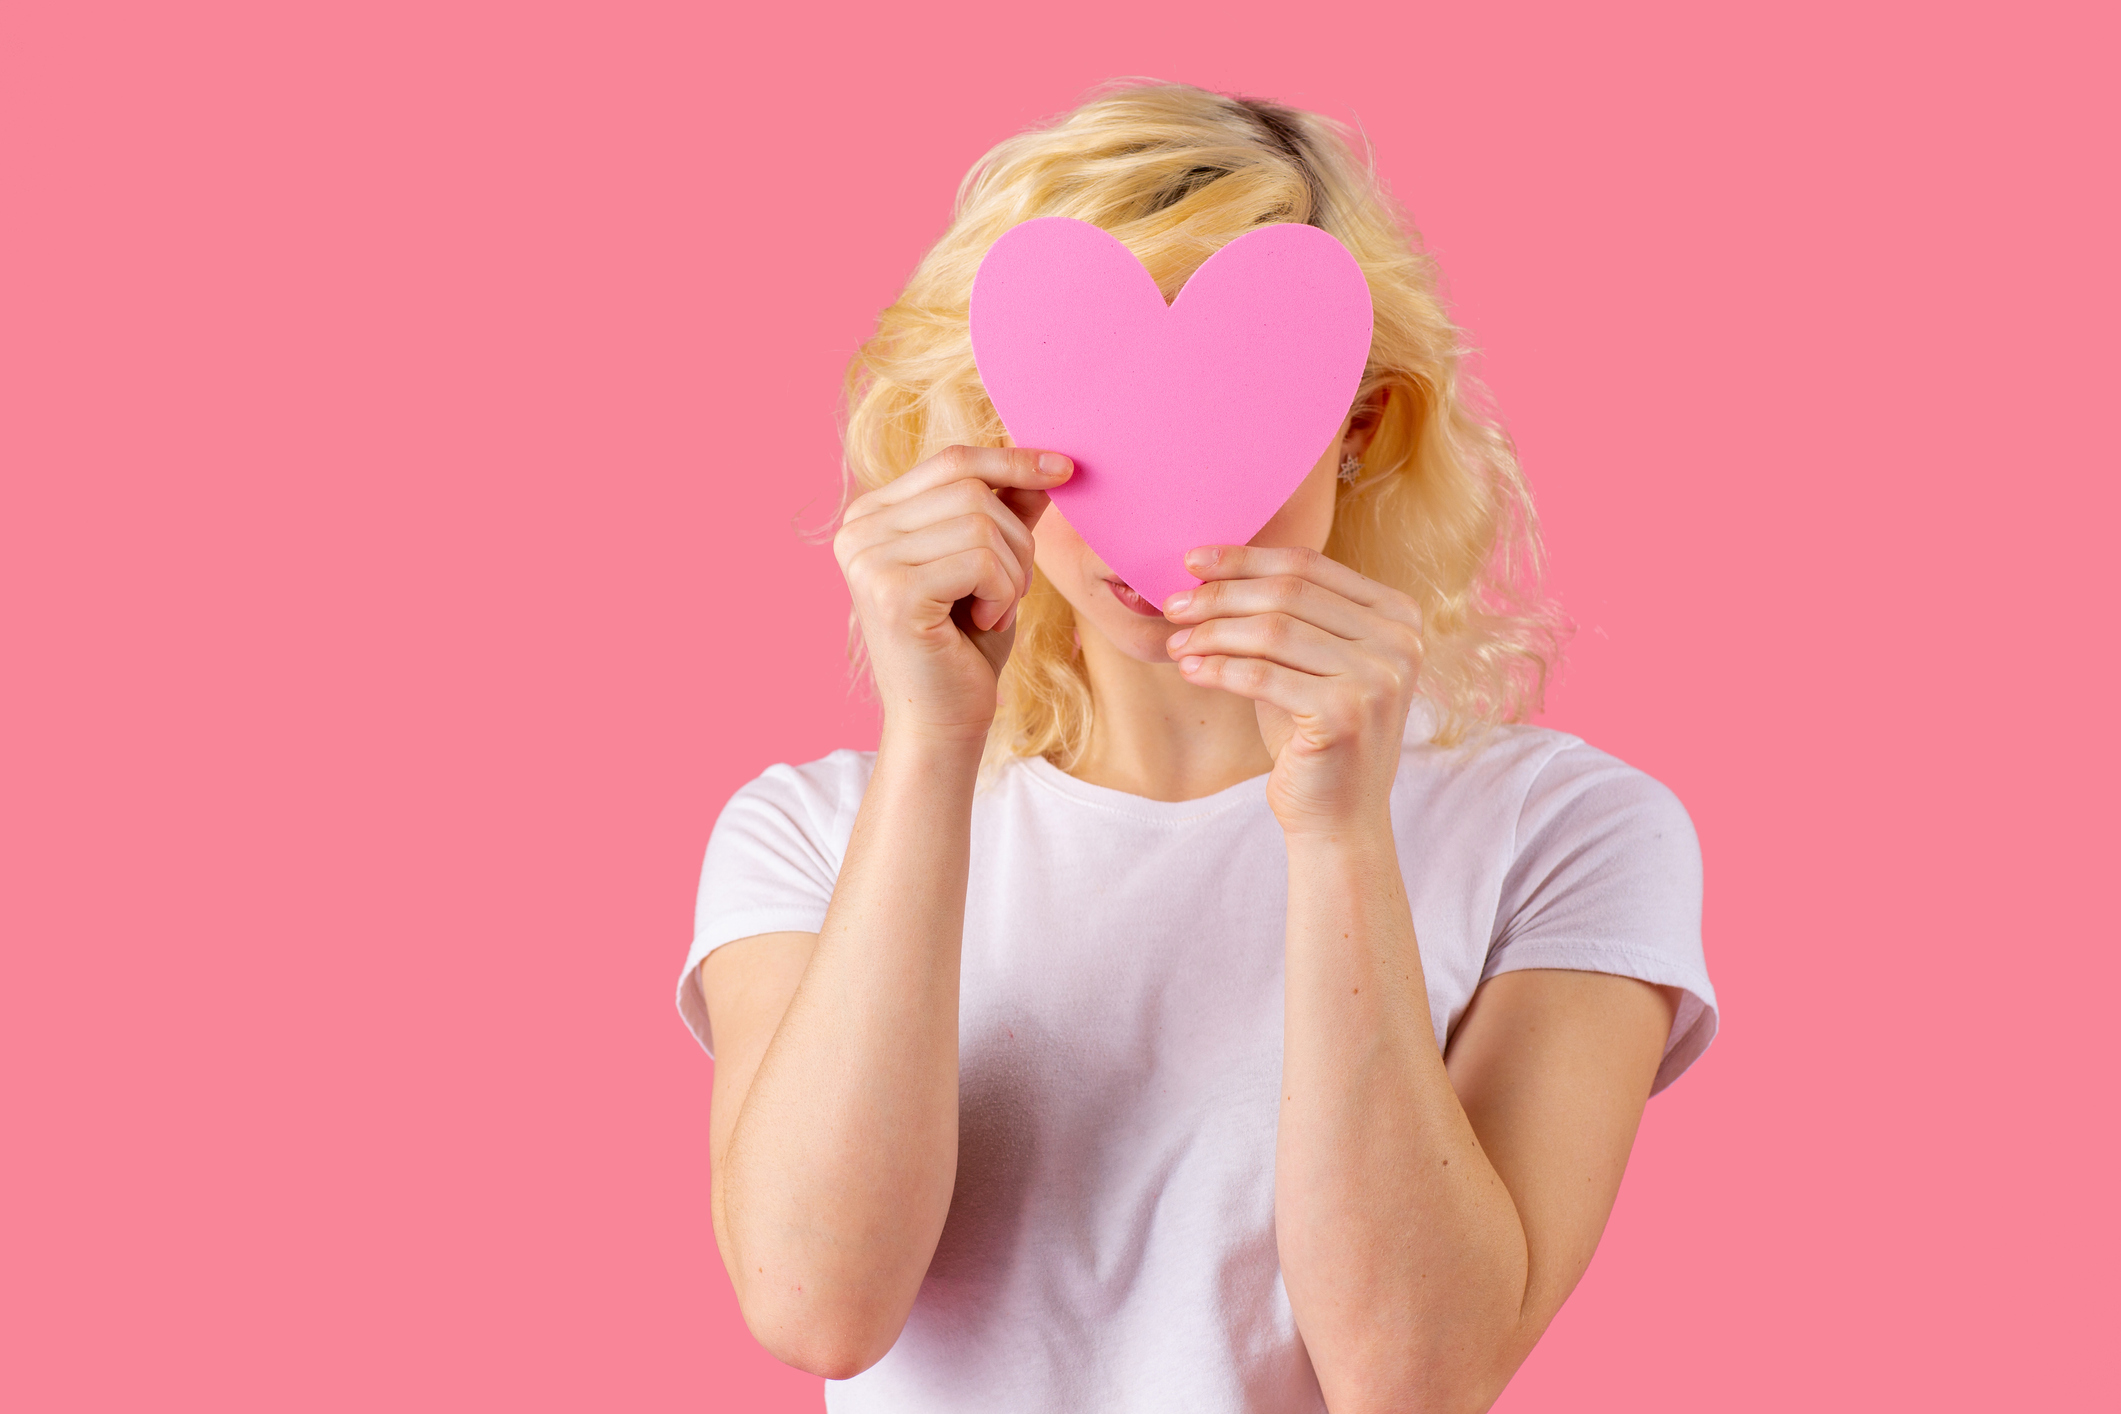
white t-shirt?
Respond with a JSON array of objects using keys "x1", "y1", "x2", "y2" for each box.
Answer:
[{"x1": 676, "y1": 711, "x2": 1717, "y2": 1413}]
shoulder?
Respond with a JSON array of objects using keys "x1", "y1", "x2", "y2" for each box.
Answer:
[
  {"x1": 1429, "y1": 719, "x2": 1715, "y2": 1093},
  {"x1": 1396, "y1": 707, "x2": 1693, "y2": 854},
  {"x1": 722, "y1": 748, "x2": 876, "y2": 818},
  {"x1": 708, "y1": 748, "x2": 877, "y2": 859}
]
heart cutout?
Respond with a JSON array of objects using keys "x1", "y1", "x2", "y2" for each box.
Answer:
[{"x1": 970, "y1": 217, "x2": 1374, "y2": 610}]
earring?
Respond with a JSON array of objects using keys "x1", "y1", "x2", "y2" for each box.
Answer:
[{"x1": 1339, "y1": 454, "x2": 1363, "y2": 485}]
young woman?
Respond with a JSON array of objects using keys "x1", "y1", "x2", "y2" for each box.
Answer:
[{"x1": 678, "y1": 84, "x2": 1717, "y2": 1413}]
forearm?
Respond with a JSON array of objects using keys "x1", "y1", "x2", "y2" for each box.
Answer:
[
  {"x1": 1276, "y1": 823, "x2": 1530, "y2": 1413},
  {"x1": 721, "y1": 728, "x2": 977, "y2": 1370}
]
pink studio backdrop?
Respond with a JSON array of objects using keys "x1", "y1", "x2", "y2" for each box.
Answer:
[{"x1": 3, "y1": 3, "x2": 2113, "y2": 1410}]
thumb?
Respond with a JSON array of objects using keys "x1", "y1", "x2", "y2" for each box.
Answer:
[
  {"x1": 953, "y1": 596, "x2": 1019, "y2": 679},
  {"x1": 995, "y1": 485, "x2": 1053, "y2": 535}
]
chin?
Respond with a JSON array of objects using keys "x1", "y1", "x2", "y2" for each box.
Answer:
[
  {"x1": 1042, "y1": 562, "x2": 1184, "y2": 665},
  {"x1": 1066, "y1": 603, "x2": 1165, "y2": 662}
]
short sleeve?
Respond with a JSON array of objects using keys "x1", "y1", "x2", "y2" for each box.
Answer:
[
  {"x1": 1484, "y1": 743, "x2": 1718, "y2": 1094},
  {"x1": 674, "y1": 749, "x2": 873, "y2": 1055}
]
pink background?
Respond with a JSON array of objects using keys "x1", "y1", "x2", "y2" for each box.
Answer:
[{"x1": 4, "y1": 3, "x2": 2113, "y2": 1409}]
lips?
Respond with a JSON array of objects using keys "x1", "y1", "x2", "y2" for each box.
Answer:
[{"x1": 1106, "y1": 577, "x2": 1167, "y2": 618}]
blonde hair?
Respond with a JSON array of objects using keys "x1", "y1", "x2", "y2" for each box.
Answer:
[{"x1": 841, "y1": 82, "x2": 1565, "y2": 767}]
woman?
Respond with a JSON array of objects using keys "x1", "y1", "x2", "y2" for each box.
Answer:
[{"x1": 678, "y1": 83, "x2": 1717, "y2": 1412}]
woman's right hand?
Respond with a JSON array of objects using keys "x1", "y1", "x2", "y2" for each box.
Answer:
[{"x1": 832, "y1": 445, "x2": 1072, "y2": 744}]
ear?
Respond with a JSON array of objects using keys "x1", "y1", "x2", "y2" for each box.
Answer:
[{"x1": 1342, "y1": 385, "x2": 1389, "y2": 459}]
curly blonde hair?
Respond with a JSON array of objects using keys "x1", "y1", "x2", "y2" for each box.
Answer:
[{"x1": 841, "y1": 81, "x2": 1565, "y2": 767}]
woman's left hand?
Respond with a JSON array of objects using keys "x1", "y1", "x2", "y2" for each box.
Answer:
[{"x1": 1161, "y1": 545, "x2": 1424, "y2": 838}]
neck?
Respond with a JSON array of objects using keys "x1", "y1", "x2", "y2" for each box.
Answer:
[{"x1": 1066, "y1": 617, "x2": 1273, "y2": 802}]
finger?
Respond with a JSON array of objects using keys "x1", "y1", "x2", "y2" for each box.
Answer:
[
  {"x1": 889, "y1": 513, "x2": 1032, "y2": 600},
  {"x1": 866, "y1": 446, "x2": 1072, "y2": 509},
  {"x1": 993, "y1": 485, "x2": 1054, "y2": 537},
  {"x1": 1166, "y1": 612, "x2": 1349, "y2": 677},
  {"x1": 1181, "y1": 544, "x2": 1411, "y2": 623},
  {"x1": 1173, "y1": 652, "x2": 1330, "y2": 719},
  {"x1": 1161, "y1": 573, "x2": 1370, "y2": 641},
  {"x1": 912, "y1": 547, "x2": 1021, "y2": 632},
  {"x1": 877, "y1": 477, "x2": 1038, "y2": 583},
  {"x1": 835, "y1": 483, "x2": 1032, "y2": 591}
]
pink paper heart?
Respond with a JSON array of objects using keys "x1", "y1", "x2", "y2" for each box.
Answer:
[{"x1": 969, "y1": 217, "x2": 1374, "y2": 610}]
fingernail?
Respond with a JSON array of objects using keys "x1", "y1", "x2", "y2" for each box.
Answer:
[
  {"x1": 1167, "y1": 628, "x2": 1191, "y2": 651},
  {"x1": 1163, "y1": 591, "x2": 1192, "y2": 614},
  {"x1": 1037, "y1": 453, "x2": 1070, "y2": 477},
  {"x1": 999, "y1": 603, "x2": 1017, "y2": 632},
  {"x1": 1184, "y1": 547, "x2": 1213, "y2": 570},
  {"x1": 1180, "y1": 656, "x2": 1204, "y2": 673}
]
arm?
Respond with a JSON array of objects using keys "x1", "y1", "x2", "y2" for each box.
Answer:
[
  {"x1": 703, "y1": 738, "x2": 978, "y2": 1377},
  {"x1": 1278, "y1": 875, "x2": 1674, "y2": 1410},
  {"x1": 1163, "y1": 545, "x2": 1677, "y2": 1411},
  {"x1": 698, "y1": 446, "x2": 1070, "y2": 1377}
]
